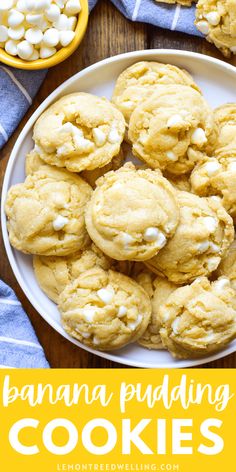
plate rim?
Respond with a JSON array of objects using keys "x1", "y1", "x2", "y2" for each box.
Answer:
[{"x1": 2, "y1": 48, "x2": 236, "y2": 368}]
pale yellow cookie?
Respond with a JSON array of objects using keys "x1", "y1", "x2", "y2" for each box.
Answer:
[
  {"x1": 190, "y1": 104, "x2": 236, "y2": 222},
  {"x1": 145, "y1": 191, "x2": 234, "y2": 284},
  {"x1": 216, "y1": 240, "x2": 236, "y2": 290},
  {"x1": 159, "y1": 276, "x2": 236, "y2": 359},
  {"x1": 165, "y1": 173, "x2": 192, "y2": 192},
  {"x1": 157, "y1": 0, "x2": 195, "y2": 5},
  {"x1": 58, "y1": 267, "x2": 152, "y2": 351},
  {"x1": 195, "y1": 0, "x2": 236, "y2": 58},
  {"x1": 80, "y1": 148, "x2": 124, "y2": 188},
  {"x1": 138, "y1": 276, "x2": 177, "y2": 350},
  {"x1": 25, "y1": 148, "x2": 46, "y2": 175},
  {"x1": 33, "y1": 243, "x2": 112, "y2": 303},
  {"x1": 128, "y1": 84, "x2": 218, "y2": 175},
  {"x1": 33, "y1": 93, "x2": 125, "y2": 173},
  {"x1": 5, "y1": 167, "x2": 92, "y2": 256},
  {"x1": 112, "y1": 61, "x2": 200, "y2": 131},
  {"x1": 85, "y1": 163, "x2": 179, "y2": 261}
]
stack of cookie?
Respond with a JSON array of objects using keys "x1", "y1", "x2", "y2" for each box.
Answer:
[
  {"x1": 158, "y1": 0, "x2": 236, "y2": 58},
  {"x1": 5, "y1": 61, "x2": 236, "y2": 360}
]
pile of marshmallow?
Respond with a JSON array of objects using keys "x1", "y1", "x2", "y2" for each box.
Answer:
[{"x1": 0, "y1": 0, "x2": 81, "y2": 61}]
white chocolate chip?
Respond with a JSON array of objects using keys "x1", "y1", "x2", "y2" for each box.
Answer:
[
  {"x1": 39, "y1": 45, "x2": 57, "y2": 58},
  {"x1": 56, "y1": 144, "x2": 68, "y2": 156},
  {"x1": 230, "y1": 46, "x2": 236, "y2": 54},
  {"x1": 197, "y1": 241, "x2": 210, "y2": 254},
  {"x1": 128, "y1": 314, "x2": 143, "y2": 331},
  {"x1": 0, "y1": 26, "x2": 8, "y2": 42},
  {"x1": 17, "y1": 39, "x2": 33, "y2": 59},
  {"x1": 33, "y1": 0, "x2": 51, "y2": 11},
  {"x1": 16, "y1": 1, "x2": 28, "y2": 13},
  {"x1": 166, "y1": 150, "x2": 177, "y2": 161},
  {"x1": 53, "y1": 13, "x2": 69, "y2": 31},
  {"x1": 205, "y1": 11, "x2": 221, "y2": 26},
  {"x1": 93, "y1": 336, "x2": 100, "y2": 345},
  {"x1": 155, "y1": 232, "x2": 167, "y2": 249},
  {"x1": 59, "y1": 30, "x2": 75, "y2": 47},
  {"x1": 25, "y1": 13, "x2": 44, "y2": 27},
  {"x1": 67, "y1": 15, "x2": 77, "y2": 31},
  {"x1": 73, "y1": 135, "x2": 94, "y2": 152},
  {"x1": 43, "y1": 28, "x2": 60, "y2": 47},
  {"x1": 213, "y1": 278, "x2": 230, "y2": 291},
  {"x1": 117, "y1": 306, "x2": 127, "y2": 318},
  {"x1": 97, "y1": 288, "x2": 114, "y2": 305},
  {"x1": 92, "y1": 127, "x2": 106, "y2": 147},
  {"x1": 228, "y1": 162, "x2": 236, "y2": 172},
  {"x1": 25, "y1": 27, "x2": 43, "y2": 45},
  {"x1": 64, "y1": 0, "x2": 81, "y2": 16},
  {"x1": 8, "y1": 25, "x2": 25, "y2": 40},
  {"x1": 122, "y1": 100, "x2": 134, "y2": 110},
  {"x1": 8, "y1": 9, "x2": 24, "y2": 27},
  {"x1": 108, "y1": 128, "x2": 120, "y2": 144},
  {"x1": 197, "y1": 20, "x2": 210, "y2": 35},
  {"x1": 45, "y1": 4, "x2": 61, "y2": 22},
  {"x1": 143, "y1": 227, "x2": 160, "y2": 242},
  {"x1": 0, "y1": 0, "x2": 14, "y2": 10},
  {"x1": 203, "y1": 216, "x2": 218, "y2": 233},
  {"x1": 121, "y1": 233, "x2": 135, "y2": 246},
  {"x1": 204, "y1": 160, "x2": 221, "y2": 176},
  {"x1": 209, "y1": 242, "x2": 220, "y2": 253},
  {"x1": 207, "y1": 256, "x2": 221, "y2": 272},
  {"x1": 167, "y1": 114, "x2": 184, "y2": 128},
  {"x1": 83, "y1": 307, "x2": 96, "y2": 322},
  {"x1": 5, "y1": 39, "x2": 18, "y2": 55},
  {"x1": 172, "y1": 317, "x2": 180, "y2": 335},
  {"x1": 191, "y1": 127, "x2": 207, "y2": 146},
  {"x1": 28, "y1": 48, "x2": 39, "y2": 60},
  {"x1": 52, "y1": 215, "x2": 69, "y2": 231}
]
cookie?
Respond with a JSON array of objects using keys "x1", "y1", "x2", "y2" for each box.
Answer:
[
  {"x1": 25, "y1": 148, "x2": 47, "y2": 175},
  {"x1": 138, "y1": 276, "x2": 177, "y2": 350},
  {"x1": 195, "y1": 0, "x2": 236, "y2": 58},
  {"x1": 58, "y1": 267, "x2": 152, "y2": 351},
  {"x1": 33, "y1": 243, "x2": 112, "y2": 303},
  {"x1": 190, "y1": 104, "x2": 236, "y2": 221},
  {"x1": 81, "y1": 148, "x2": 125, "y2": 188},
  {"x1": 112, "y1": 61, "x2": 200, "y2": 131},
  {"x1": 159, "y1": 276, "x2": 236, "y2": 359},
  {"x1": 128, "y1": 84, "x2": 218, "y2": 175},
  {"x1": 33, "y1": 93, "x2": 125, "y2": 173},
  {"x1": 216, "y1": 240, "x2": 236, "y2": 291},
  {"x1": 157, "y1": 0, "x2": 195, "y2": 5},
  {"x1": 5, "y1": 167, "x2": 92, "y2": 256},
  {"x1": 165, "y1": 173, "x2": 192, "y2": 192},
  {"x1": 85, "y1": 163, "x2": 179, "y2": 261},
  {"x1": 145, "y1": 191, "x2": 234, "y2": 284}
]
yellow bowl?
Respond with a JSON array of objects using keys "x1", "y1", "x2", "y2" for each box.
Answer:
[{"x1": 0, "y1": 0, "x2": 89, "y2": 70}]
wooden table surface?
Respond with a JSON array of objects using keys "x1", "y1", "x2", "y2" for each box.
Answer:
[{"x1": 1, "y1": 0, "x2": 236, "y2": 368}]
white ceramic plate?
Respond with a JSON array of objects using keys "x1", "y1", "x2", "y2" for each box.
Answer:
[{"x1": 2, "y1": 49, "x2": 236, "y2": 368}]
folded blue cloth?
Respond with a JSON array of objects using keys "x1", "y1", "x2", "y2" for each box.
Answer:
[
  {"x1": 0, "y1": 0, "x2": 199, "y2": 368},
  {"x1": 0, "y1": 280, "x2": 49, "y2": 368}
]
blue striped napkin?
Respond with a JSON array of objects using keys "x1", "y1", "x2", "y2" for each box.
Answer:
[{"x1": 0, "y1": 0, "x2": 199, "y2": 368}]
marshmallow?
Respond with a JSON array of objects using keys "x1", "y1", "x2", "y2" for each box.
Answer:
[
  {"x1": 92, "y1": 127, "x2": 106, "y2": 147},
  {"x1": 8, "y1": 25, "x2": 25, "y2": 40},
  {"x1": 64, "y1": 0, "x2": 81, "y2": 16},
  {"x1": 191, "y1": 127, "x2": 207, "y2": 146},
  {"x1": 16, "y1": 39, "x2": 33, "y2": 59},
  {"x1": 0, "y1": 0, "x2": 14, "y2": 11},
  {"x1": 197, "y1": 20, "x2": 210, "y2": 35},
  {"x1": 8, "y1": 9, "x2": 25, "y2": 27},
  {"x1": 52, "y1": 215, "x2": 69, "y2": 231},
  {"x1": 97, "y1": 288, "x2": 114, "y2": 304},
  {"x1": 59, "y1": 29, "x2": 75, "y2": 46},
  {"x1": 5, "y1": 38, "x2": 19, "y2": 55},
  {"x1": 25, "y1": 27, "x2": 43, "y2": 45},
  {"x1": 0, "y1": 26, "x2": 8, "y2": 42},
  {"x1": 43, "y1": 28, "x2": 60, "y2": 47},
  {"x1": 45, "y1": 4, "x2": 61, "y2": 22},
  {"x1": 39, "y1": 45, "x2": 57, "y2": 58},
  {"x1": 167, "y1": 114, "x2": 184, "y2": 128},
  {"x1": 108, "y1": 128, "x2": 120, "y2": 143}
]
